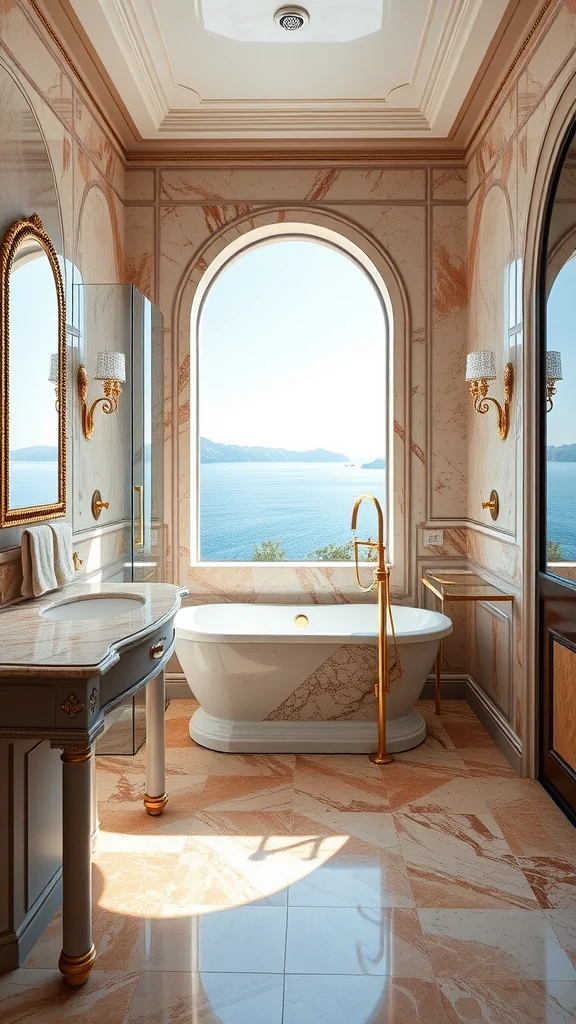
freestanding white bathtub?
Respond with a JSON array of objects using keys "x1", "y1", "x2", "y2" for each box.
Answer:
[{"x1": 175, "y1": 603, "x2": 453, "y2": 753}]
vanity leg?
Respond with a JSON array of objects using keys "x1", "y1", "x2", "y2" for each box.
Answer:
[
  {"x1": 58, "y1": 747, "x2": 95, "y2": 987},
  {"x1": 144, "y1": 669, "x2": 168, "y2": 816}
]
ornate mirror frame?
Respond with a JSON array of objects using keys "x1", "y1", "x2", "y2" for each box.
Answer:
[{"x1": 0, "y1": 213, "x2": 66, "y2": 527}]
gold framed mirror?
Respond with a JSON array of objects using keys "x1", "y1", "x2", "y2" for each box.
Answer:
[{"x1": 0, "y1": 213, "x2": 66, "y2": 527}]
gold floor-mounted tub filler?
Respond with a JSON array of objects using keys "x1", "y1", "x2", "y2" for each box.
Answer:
[{"x1": 351, "y1": 494, "x2": 401, "y2": 765}]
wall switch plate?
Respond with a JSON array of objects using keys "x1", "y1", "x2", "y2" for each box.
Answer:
[
  {"x1": 424, "y1": 529, "x2": 444, "y2": 547},
  {"x1": 150, "y1": 529, "x2": 158, "y2": 547}
]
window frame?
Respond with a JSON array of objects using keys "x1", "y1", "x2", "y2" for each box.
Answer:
[{"x1": 189, "y1": 223, "x2": 394, "y2": 568}]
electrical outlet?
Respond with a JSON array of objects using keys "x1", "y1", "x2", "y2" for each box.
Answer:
[{"x1": 424, "y1": 529, "x2": 444, "y2": 547}]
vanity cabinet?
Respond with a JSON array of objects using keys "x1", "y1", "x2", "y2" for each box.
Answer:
[{"x1": 0, "y1": 582, "x2": 186, "y2": 981}]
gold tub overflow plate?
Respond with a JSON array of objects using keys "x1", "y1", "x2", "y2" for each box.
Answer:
[{"x1": 294, "y1": 614, "x2": 309, "y2": 628}]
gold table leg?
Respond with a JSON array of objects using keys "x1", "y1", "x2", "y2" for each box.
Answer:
[{"x1": 434, "y1": 596, "x2": 444, "y2": 715}]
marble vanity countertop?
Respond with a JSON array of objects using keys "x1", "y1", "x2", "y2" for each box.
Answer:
[{"x1": 0, "y1": 582, "x2": 186, "y2": 678}]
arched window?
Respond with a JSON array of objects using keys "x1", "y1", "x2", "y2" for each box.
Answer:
[{"x1": 191, "y1": 230, "x2": 392, "y2": 563}]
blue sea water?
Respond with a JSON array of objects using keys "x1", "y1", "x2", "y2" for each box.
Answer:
[
  {"x1": 9, "y1": 461, "x2": 58, "y2": 509},
  {"x1": 547, "y1": 461, "x2": 576, "y2": 559},
  {"x1": 200, "y1": 462, "x2": 387, "y2": 561}
]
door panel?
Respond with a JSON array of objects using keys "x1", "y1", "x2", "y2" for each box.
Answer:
[{"x1": 538, "y1": 120, "x2": 576, "y2": 825}]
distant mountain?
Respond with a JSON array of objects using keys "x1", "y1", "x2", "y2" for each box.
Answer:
[
  {"x1": 547, "y1": 445, "x2": 576, "y2": 462},
  {"x1": 10, "y1": 446, "x2": 57, "y2": 461},
  {"x1": 361, "y1": 457, "x2": 385, "y2": 469},
  {"x1": 201, "y1": 437, "x2": 349, "y2": 464}
]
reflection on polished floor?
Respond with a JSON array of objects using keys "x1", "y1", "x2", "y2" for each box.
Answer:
[{"x1": 1, "y1": 699, "x2": 575, "y2": 1023}]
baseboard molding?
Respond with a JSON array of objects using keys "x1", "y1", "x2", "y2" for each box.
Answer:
[
  {"x1": 0, "y1": 871, "x2": 62, "y2": 973},
  {"x1": 166, "y1": 673, "x2": 190, "y2": 699},
  {"x1": 422, "y1": 674, "x2": 468, "y2": 701},
  {"x1": 466, "y1": 675, "x2": 523, "y2": 775}
]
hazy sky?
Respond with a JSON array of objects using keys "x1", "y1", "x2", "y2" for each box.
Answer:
[
  {"x1": 10, "y1": 256, "x2": 59, "y2": 450},
  {"x1": 198, "y1": 239, "x2": 387, "y2": 462},
  {"x1": 547, "y1": 254, "x2": 576, "y2": 447}
]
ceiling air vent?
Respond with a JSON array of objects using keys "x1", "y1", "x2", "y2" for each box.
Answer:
[{"x1": 274, "y1": 6, "x2": 309, "y2": 32}]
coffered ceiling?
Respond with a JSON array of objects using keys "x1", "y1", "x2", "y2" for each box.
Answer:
[{"x1": 66, "y1": 0, "x2": 522, "y2": 141}]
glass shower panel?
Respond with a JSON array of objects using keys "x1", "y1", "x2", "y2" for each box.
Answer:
[{"x1": 76, "y1": 285, "x2": 164, "y2": 755}]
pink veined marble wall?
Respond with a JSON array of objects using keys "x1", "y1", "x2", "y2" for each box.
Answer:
[
  {"x1": 124, "y1": 164, "x2": 469, "y2": 653},
  {"x1": 0, "y1": 0, "x2": 128, "y2": 603},
  {"x1": 466, "y1": 0, "x2": 576, "y2": 744}
]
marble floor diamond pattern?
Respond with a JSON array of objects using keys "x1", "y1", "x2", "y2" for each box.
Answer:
[{"x1": 1, "y1": 699, "x2": 575, "y2": 1023}]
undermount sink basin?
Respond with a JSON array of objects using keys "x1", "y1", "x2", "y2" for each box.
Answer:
[{"x1": 40, "y1": 594, "x2": 147, "y2": 622}]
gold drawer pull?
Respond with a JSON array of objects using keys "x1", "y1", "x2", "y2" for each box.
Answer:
[{"x1": 150, "y1": 636, "x2": 166, "y2": 660}]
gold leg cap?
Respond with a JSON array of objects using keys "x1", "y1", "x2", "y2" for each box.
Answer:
[
  {"x1": 59, "y1": 944, "x2": 96, "y2": 986},
  {"x1": 143, "y1": 792, "x2": 168, "y2": 816},
  {"x1": 369, "y1": 752, "x2": 394, "y2": 765}
]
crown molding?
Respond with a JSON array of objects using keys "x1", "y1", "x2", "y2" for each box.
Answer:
[
  {"x1": 26, "y1": 0, "x2": 556, "y2": 167},
  {"x1": 158, "y1": 106, "x2": 431, "y2": 138}
]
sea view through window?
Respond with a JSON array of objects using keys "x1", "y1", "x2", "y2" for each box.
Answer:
[{"x1": 195, "y1": 237, "x2": 389, "y2": 562}]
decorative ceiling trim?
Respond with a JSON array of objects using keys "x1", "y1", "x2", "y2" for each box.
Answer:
[
  {"x1": 125, "y1": 147, "x2": 466, "y2": 165},
  {"x1": 158, "y1": 107, "x2": 431, "y2": 136},
  {"x1": 465, "y1": 0, "x2": 555, "y2": 153}
]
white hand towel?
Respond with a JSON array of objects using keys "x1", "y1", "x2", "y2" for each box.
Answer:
[
  {"x1": 50, "y1": 521, "x2": 74, "y2": 587},
  {"x1": 21, "y1": 525, "x2": 59, "y2": 598}
]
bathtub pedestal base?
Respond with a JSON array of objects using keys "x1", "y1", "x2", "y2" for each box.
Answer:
[{"x1": 190, "y1": 707, "x2": 427, "y2": 754}]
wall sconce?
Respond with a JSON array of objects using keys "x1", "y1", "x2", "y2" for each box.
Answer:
[
  {"x1": 48, "y1": 352, "x2": 59, "y2": 410},
  {"x1": 77, "y1": 351, "x2": 125, "y2": 440},
  {"x1": 465, "y1": 350, "x2": 513, "y2": 441},
  {"x1": 546, "y1": 350, "x2": 563, "y2": 412}
]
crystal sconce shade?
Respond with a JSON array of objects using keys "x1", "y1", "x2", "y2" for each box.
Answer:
[
  {"x1": 465, "y1": 349, "x2": 513, "y2": 441},
  {"x1": 77, "y1": 351, "x2": 125, "y2": 440},
  {"x1": 465, "y1": 350, "x2": 497, "y2": 382},
  {"x1": 546, "y1": 350, "x2": 562, "y2": 412}
]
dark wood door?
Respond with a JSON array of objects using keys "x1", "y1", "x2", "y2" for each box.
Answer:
[
  {"x1": 538, "y1": 121, "x2": 576, "y2": 825},
  {"x1": 539, "y1": 574, "x2": 576, "y2": 822}
]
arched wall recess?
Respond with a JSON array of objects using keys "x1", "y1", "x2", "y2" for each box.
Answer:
[{"x1": 170, "y1": 208, "x2": 412, "y2": 601}]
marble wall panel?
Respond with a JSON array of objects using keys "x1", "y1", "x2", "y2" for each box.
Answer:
[
  {"x1": 160, "y1": 167, "x2": 428, "y2": 204},
  {"x1": 430, "y1": 204, "x2": 468, "y2": 519},
  {"x1": 124, "y1": 204, "x2": 154, "y2": 298},
  {"x1": 432, "y1": 169, "x2": 467, "y2": 201},
  {"x1": 0, "y1": 1, "x2": 129, "y2": 597},
  {"x1": 126, "y1": 168, "x2": 156, "y2": 203}
]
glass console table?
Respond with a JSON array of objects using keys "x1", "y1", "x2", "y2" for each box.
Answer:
[{"x1": 421, "y1": 569, "x2": 514, "y2": 715}]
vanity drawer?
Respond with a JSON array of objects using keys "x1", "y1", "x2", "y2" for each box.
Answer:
[{"x1": 99, "y1": 620, "x2": 175, "y2": 709}]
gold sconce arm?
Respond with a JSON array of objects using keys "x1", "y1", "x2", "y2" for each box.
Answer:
[
  {"x1": 77, "y1": 365, "x2": 123, "y2": 440},
  {"x1": 546, "y1": 380, "x2": 558, "y2": 412},
  {"x1": 468, "y1": 362, "x2": 513, "y2": 440}
]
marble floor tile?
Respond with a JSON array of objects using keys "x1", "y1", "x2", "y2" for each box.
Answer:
[
  {"x1": 385, "y1": 775, "x2": 490, "y2": 815},
  {"x1": 197, "y1": 774, "x2": 293, "y2": 813},
  {"x1": 205, "y1": 752, "x2": 296, "y2": 777},
  {"x1": 93, "y1": 850, "x2": 182, "y2": 915},
  {"x1": 126, "y1": 970, "x2": 284, "y2": 1023},
  {"x1": 436, "y1": 705, "x2": 495, "y2": 750},
  {"x1": 518, "y1": 856, "x2": 576, "y2": 910},
  {"x1": 419, "y1": 909, "x2": 576, "y2": 980},
  {"x1": 437, "y1": 978, "x2": 576, "y2": 1023},
  {"x1": 476, "y1": 779, "x2": 573, "y2": 857},
  {"x1": 547, "y1": 911, "x2": 576, "y2": 968},
  {"x1": 285, "y1": 907, "x2": 434, "y2": 978},
  {"x1": 458, "y1": 747, "x2": 517, "y2": 778},
  {"x1": 0, "y1": 969, "x2": 139, "y2": 1024},
  {"x1": 294, "y1": 755, "x2": 389, "y2": 813},
  {"x1": 168, "y1": 833, "x2": 291, "y2": 908},
  {"x1": 287, "y1": 846, "x2": 415, "y2": 908},
  {"x1": 395, "y1": 811, "x2": 540, "y2": 909},
  {"x1": 290, "y1": 808, "x2": 400, "y2": 850},
  {"x1": 283, "y1": 975, "x2": 451, "y2": 1024},
  {"x1": 190, "y1": 808, "x2": 294, "y2": 838},
  {"x1": 147, "y1": 904, "x2": 287, "y2": 974}
]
